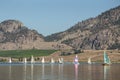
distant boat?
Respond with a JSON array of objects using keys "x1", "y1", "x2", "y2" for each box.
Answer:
[
  {"x1": 102, "y1": 51, "x2": 111, "y2": 66},
  {"x1": 58, "y1": 58, "x2": 64, "y2": 64},
  {"x1": 9, "y1": 57, "x2": 12, "y2": 63},
  {"x1": 88, "y1": 57, "x2": 91, "y2": 64},
  {"x1": 41, "y1": 57, "x2": 45, "y2": 63},
  {"x1": 31, "y1": 56, "x2": 34, "y2": 63},
  {"x1": 51, "y1": 58, "x2": 55, "y2": 63},
  {"x1": 23, "y1": 58, "x2": 27, "y2": 63},
  {"x1": 73, "y1": 55, "x2": 79, "y2": 65}
]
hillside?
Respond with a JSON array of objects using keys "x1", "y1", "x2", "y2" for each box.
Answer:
[
  {"x1": 45, "y1": 6, "x2": 120, "y2": 50},
  {"x1": 0, "y1": 20, "x2": 71, "y2": 50}
]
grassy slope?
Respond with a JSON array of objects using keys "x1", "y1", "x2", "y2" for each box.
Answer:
[{"x1": 0, "y1": 49, "x2": 57, "y2": 58}]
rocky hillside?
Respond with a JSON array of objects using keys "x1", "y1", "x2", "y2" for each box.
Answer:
[
  {"x1": 0, "y1": 20, "x2": 71, "y2": 50},
  {"x1": 45, "y1": 6, "x2": 120, "y2": 50}
]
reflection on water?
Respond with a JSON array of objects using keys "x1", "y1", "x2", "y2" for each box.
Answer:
[
  {"x1": 9, "y1": 64, "x2": 11, "y2": 80},
  {"x1": 88, "y1": 64, "x2": 92, "y2": 80},
  {"x1": 104, "y1": 66, "x2": 110, "y2": 80},
  {"x1": 59, "y1": 64, "x2": 63, "y2": 80},
  {"x1": 23, "y1": 64, "x2": 26, "y2": 80},
  {"x1": 42, "y1": 64, "x2": 45, "y2": 80},
  {"x1": 0, "y1": 63, "x2": 120, "y2": 80},
  {"x1": 31, "y1": 64, "x2": 33, "y2": 80},
  {"x1": 51, "y1": 64, "x2": 54, "y2": 79},
  {"x1": 74, "y1": 64, "x2": 78, "y2": 80}
]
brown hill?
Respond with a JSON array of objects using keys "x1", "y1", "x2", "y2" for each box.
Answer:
[
  {"x1": 0, "y1": 20, "x2": 71, "y2": 50},
  {"x1": 45, "y1": 6, "x2": 120, "y2": 50}
]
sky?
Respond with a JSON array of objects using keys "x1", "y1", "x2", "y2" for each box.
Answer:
[{"x1": 0, "y1": 0, "x2": 120, "y2": 36}]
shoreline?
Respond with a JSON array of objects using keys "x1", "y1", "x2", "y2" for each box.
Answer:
[{"x1": 0, "y1": 50, "x2": 120, "y2": 63}]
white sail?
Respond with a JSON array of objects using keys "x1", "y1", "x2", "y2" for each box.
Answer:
[
  {"x1": 24, "y1": 58, "x2": 27, "y2": 63},
  {"x1": 59, "y1": 58, "x2": 64, "y2": 64},
  {"x1": 41, "y1": 57, "x2": 45, "y2": 63},
  {"x1": 51, "y1": 58, "x2": 55, "y2": 63},
  {"x1": 73, "y1": 55, "x2": 79, "y2": 65},
  {"x1": 88, "y1": 57, "x2": 91, "y2": 64},
  {"x1": 31, "y1": 56, "x2": 34, "y2": 63},
  {"x1": 9, "y1": 57, "x2": 12, "y2": 63}
]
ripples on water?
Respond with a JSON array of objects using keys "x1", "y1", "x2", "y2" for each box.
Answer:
[{"x1": 0, "y1": 63, "x2": 120, "y2": 80}]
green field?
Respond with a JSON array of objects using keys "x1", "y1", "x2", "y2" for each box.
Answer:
[{"x1": 0, "y1": 49, "x2": 57, "y2": 58}]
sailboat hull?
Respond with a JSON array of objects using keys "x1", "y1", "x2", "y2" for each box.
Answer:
[{"x1": 102, "y1": 63, "x2": 111, "y2": 66}]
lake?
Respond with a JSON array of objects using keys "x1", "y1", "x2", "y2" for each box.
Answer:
[{"x1": 0, "y1": 63, "x2": 120, "y2": 80}]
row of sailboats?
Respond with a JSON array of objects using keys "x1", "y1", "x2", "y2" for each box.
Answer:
[
  {"x1": 9, "y1": 56, "x2": 64, "y2": 64},
  {"x1": 73, "y1": 51, "x2": 111, "y2": 66},
  {"x1": 41, "y1": 57, "x2": 64, "y2": 64},
  {"x1": 23, "y1": 56, "x2": 34, "y2": 64},
  {"x1": 8, "y1": 51, "x2": 111, "y2": 65}
]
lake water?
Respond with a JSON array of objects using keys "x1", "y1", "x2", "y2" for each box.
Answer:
[{"x1": 0, "y1": 63, "x2": 120, "y2": 80}]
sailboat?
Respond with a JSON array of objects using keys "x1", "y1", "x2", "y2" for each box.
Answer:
[
  {"x1": 51, "y1": 58, "x2": 55, "y2": 63},
  {"x1": 102, "y1": 51, "x2": 111, "y2": 66},
  {"x1": 9, "y1": 57, "x2": 12, "y2": 63},
  {"x1": 88, "y1": 57, "x2": 91, "y2": 64},
  {"x1": 31, "y1": 55, "x2": 34, "y2": 63},
  {"x1": 41, "y1": 57, "x2": 45, "y2": 64},
  {"x1": 73, "y1": 55, "x2": 79, "y2": 65},
  {"x1": 23, "y1": 58, "x2": 27, "y2": 63},
  {"x1": 58, "y1": 58, "x2": 64, "y2": 64}
]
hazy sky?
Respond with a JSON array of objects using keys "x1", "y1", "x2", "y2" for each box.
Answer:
[{"x1": 0, "y1": 0, "x2": 120, "y2": 36}]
